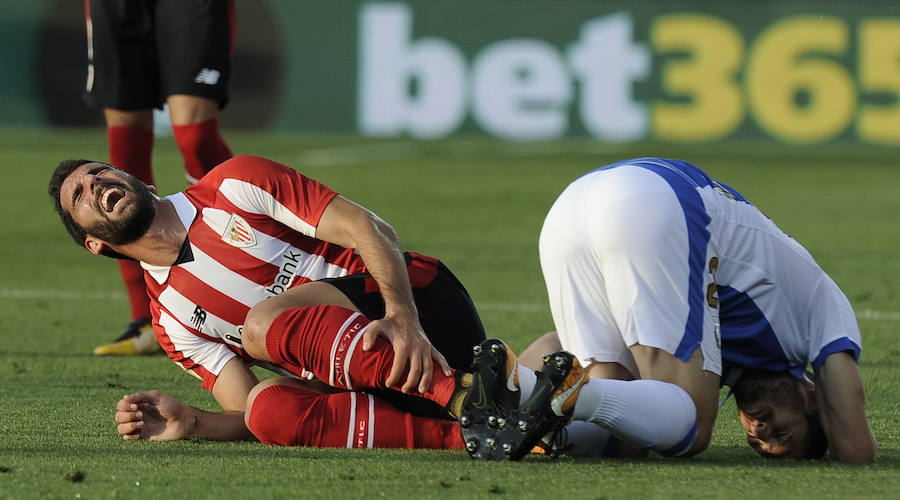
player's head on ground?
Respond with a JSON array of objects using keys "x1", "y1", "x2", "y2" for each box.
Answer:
[
  {"x1": 731, "y1": 369, "x2": 827, "y2": 459},
  {"x1": 48, "y1": 159, "x2": 156, "y2": 259}
]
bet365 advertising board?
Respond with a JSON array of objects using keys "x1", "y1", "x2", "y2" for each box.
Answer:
[{"x1": 11, "y1": 0, "x2": 900, "y2": 145}]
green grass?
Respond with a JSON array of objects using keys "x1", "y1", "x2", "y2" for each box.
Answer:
[{"x1": 1, "y1": 129, "x2": 898, "y2": 498}]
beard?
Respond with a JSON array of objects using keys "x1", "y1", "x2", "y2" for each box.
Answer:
[{"x1": 85, "y1": 174, "x2": 156, "y2": 246}]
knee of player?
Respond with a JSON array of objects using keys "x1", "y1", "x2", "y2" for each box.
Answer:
[
  {"x1": 682, "y1": 424, "x2": 714, "y2": 457},
  {"x1": 242, "y1": 304, "x2": 275, "y2": 359}
]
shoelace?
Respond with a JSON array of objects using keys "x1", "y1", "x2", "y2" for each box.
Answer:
[{"x1": 542, "y1": 425, "x2": 569, "y2": 459}]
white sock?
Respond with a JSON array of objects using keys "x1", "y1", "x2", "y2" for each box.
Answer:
[
  {"x1": 516, "y1": 363, "x2": 536, "y2": 405},
  {"x1": 559, "y1": 421, "x2": 615, "y2": 457},
  {"x1": 573, "y1": 378, "x2": 697, "y2": 456}
]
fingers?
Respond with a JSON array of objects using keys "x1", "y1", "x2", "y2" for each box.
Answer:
[
  {"x1": 116, "y1": 391, "x2": 160, "y2": 440},
  {"x1": 384, "y1": 339, "x2": 407, "y2": 388},
  {"x1": 402, "y1": 350, "x2": 424, "y2": 394},
  {"x1": 115, "y1": 408, "x2": 145, "y2": 440},
  {"x1": 433, "y1": 346, "x2": 452, "y2": 377},
  {"x1": 416, "y1": 353, "x2": 432, "y2": 394},
  {"x1": 116, "y1": 398, "x2": 138, "y2": 413},
  {"x1": 362, "y1": 325, "x2": 378, "y2": 351},
  {"x1": 114, "y1": 409, "x2": 143, "y2": 424},
  {"x1": 117, "y1": 420, "x2": 145, "y2": 440},
  {"x1": 119, "y1": 391, "x2": 159, "y2": 407}
]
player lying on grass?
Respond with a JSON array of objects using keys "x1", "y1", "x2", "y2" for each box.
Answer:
[
  {"x1": 48, "y1": 155, "x2": 486, "y2": 449},
  {"x1": 457, "y1": 157, "x2": 876, "y2": 463}
]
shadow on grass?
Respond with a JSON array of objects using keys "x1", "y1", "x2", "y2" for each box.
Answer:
[{"x1": 6, "y1": 442, "x2": 896, "y2": 469}]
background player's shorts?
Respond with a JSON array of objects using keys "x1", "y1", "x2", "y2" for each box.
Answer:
[
  {"x1": 321, "y1": 252, "x2": 487, "y2": 419},
  {"x1": 539, "y1": 164, "x2": 722, "y2": 377},
  {"x1": 85, "y1": 0, "x2": 235, "y2": 110}
]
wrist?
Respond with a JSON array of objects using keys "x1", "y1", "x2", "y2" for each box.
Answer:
[
  {"x1": 383, "y1": 303, "x2": 419, "y2": 322},
  {"x1": 182, "y1": 406, "x2": 201, "y2": 437}
]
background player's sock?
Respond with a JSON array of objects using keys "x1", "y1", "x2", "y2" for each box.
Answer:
[
  {"x1": 108, "y1": 125, "x2": 154, "y2": 185},
  {"x1": 264, "y1": 305, "x2": 460, "y2": 409},
  {"x1": 118, "y1": 260, "x2": 151, "y2": 322},
  {"x1": 572, "y1": 378, "x2": 697, "y2": 456},
  {"x1": 247, "y1": 383, "x2": 463, "y2": 449},
  {"x1": 172, "y1": 118, "x2": 233, "y2": 183},
  {"x1": 107, "y1": 125, "x2": 154, "y2": 322}
]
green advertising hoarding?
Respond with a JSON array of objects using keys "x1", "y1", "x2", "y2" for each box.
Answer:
[
  {"x1": 276, "y1": 0, "x2": 900, "y2": 145},
  {"x1": 6, "y1": 0, "x2": 900, "y2": 145}
]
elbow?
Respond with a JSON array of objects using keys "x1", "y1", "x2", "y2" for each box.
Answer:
[
  {"x1": 371, "y1": 215, "x2": 401, "y2": 247},
  {"x1": 832, "y1": 438, "x2": 877, "y2": 463}
]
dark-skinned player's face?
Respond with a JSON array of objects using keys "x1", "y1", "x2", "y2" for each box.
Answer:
[{"x1": 59, "y1": 162, "x2": 156, "y2": 246}]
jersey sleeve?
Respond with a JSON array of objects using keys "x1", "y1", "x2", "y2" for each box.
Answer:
[
  {"x1": 808, "y1": 275, "x2": 862, "y2": 374},
  {"x1": 211, "y1": 155, "x2": 339, "y2": 237},
  {"x1": 153, "y1": 307, "x2": 237, "y2": 391}
]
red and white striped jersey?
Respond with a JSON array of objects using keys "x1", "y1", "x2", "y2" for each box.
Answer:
[{"x1": 142, "y1": 155, "x2": 367, "y2": 391}]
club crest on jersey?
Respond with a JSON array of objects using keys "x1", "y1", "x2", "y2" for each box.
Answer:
[{"x1": 222, "y1": 213, "x2": 256, "y2": 248}]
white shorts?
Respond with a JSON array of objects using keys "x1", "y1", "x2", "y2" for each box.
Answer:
[{"x1": 539, "y1": 164, "x2": 721, "y2": 377}]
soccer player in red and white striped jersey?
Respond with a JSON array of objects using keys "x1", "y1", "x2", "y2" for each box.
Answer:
[{"x1": 49, "y1": 155, "x2": 485, "y2": 450}]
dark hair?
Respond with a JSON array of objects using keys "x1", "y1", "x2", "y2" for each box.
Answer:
[
  {"x1": 48, "y1": 159, "x2": 95, "y2": 247},
  {"x1": 802, "y1": 412, "x2": 828, "y2": 459},
  {"x1": 47, "y1": 159, "x2": 132, "y2": 260}
]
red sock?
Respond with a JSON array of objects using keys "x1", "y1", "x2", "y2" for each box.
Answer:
[
  {"x1": 107, "y1": 126, "x2": 154, "y2": 185},
  {"x1": 108, "y1": 126, "x2": 154, "y2": 321},
  {"x1": 265, "y1": 305, "x2": 458, "y2": 408},
  {"x1": 247, "y1": 383, "x2": 463, "y2": 449},
  {"x1": 118, "y1": 260, "x2": 150, "y2": 322},
  {"x1": 172, "y1": 118, "x2": 233, "y2": 183}
]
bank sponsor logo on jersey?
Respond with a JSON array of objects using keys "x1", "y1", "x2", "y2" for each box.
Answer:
[
  {"x1": 222, "y1": 213, "x2": 257, "y2": 248},
  {"x1": 264, "y1": 249, "x2": 305, "y2": 297},
  {"x1": 194, "y1": 68, "x2": 221, "y2": 85}
]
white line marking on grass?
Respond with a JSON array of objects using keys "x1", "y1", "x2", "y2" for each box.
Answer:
[
  {"x1": 298, "y1": 142, "x2": 424, "y2": 167},
  {"x1": 295, "y1": 140, "x2": 630, "y2": 167},
  {"x1": 4, "y1": 289, "x2": 898, "y2": 322},
  {"x1": 856, "y1": 309, "x2": 900, "y2": 321},
  {"x1": 0, "y1": 289, "x2": 126, "y2": 301},
  {"x1": 477, "y1": 302, "x2": 547, "y2": 312}
]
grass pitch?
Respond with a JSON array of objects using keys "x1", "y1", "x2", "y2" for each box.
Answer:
[{"x1": 1, "y1": 129, "x2": 898, "y2": 499}]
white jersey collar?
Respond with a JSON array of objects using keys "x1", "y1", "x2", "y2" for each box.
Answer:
[{"x1": 140, "y1": 192, "x2": 197, "y2": 284}]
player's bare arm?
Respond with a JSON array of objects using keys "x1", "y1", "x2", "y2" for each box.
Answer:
[
  {"x1": 314, "y1": 195, "x2": 451, "y2": 394},
  {"x1": 114, "y1": 358, "x2": 258, "y2": 442},
  {"x1": 815, "y1": 351, "x2": 877, "y2": 462},
  {"x1": 114, "y1": 392, "x2": 252, "y2": 442}
]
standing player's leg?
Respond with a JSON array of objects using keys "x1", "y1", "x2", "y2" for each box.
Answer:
[
  {"x1": 168, "y1": 96, "x2": 233, "y2": 182},
  {"x1": 156, "y1": 0, "x2": 235, "y2": 182},
  {"x1": 245, "y1": 377, "x2": 464, "y2": 449},
  {"x1": 85, "y1": 0, "x2": 161, "y2": 355},
  {"x1": 95, "y1": 109, "x2": 160, "y2": 356}
]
